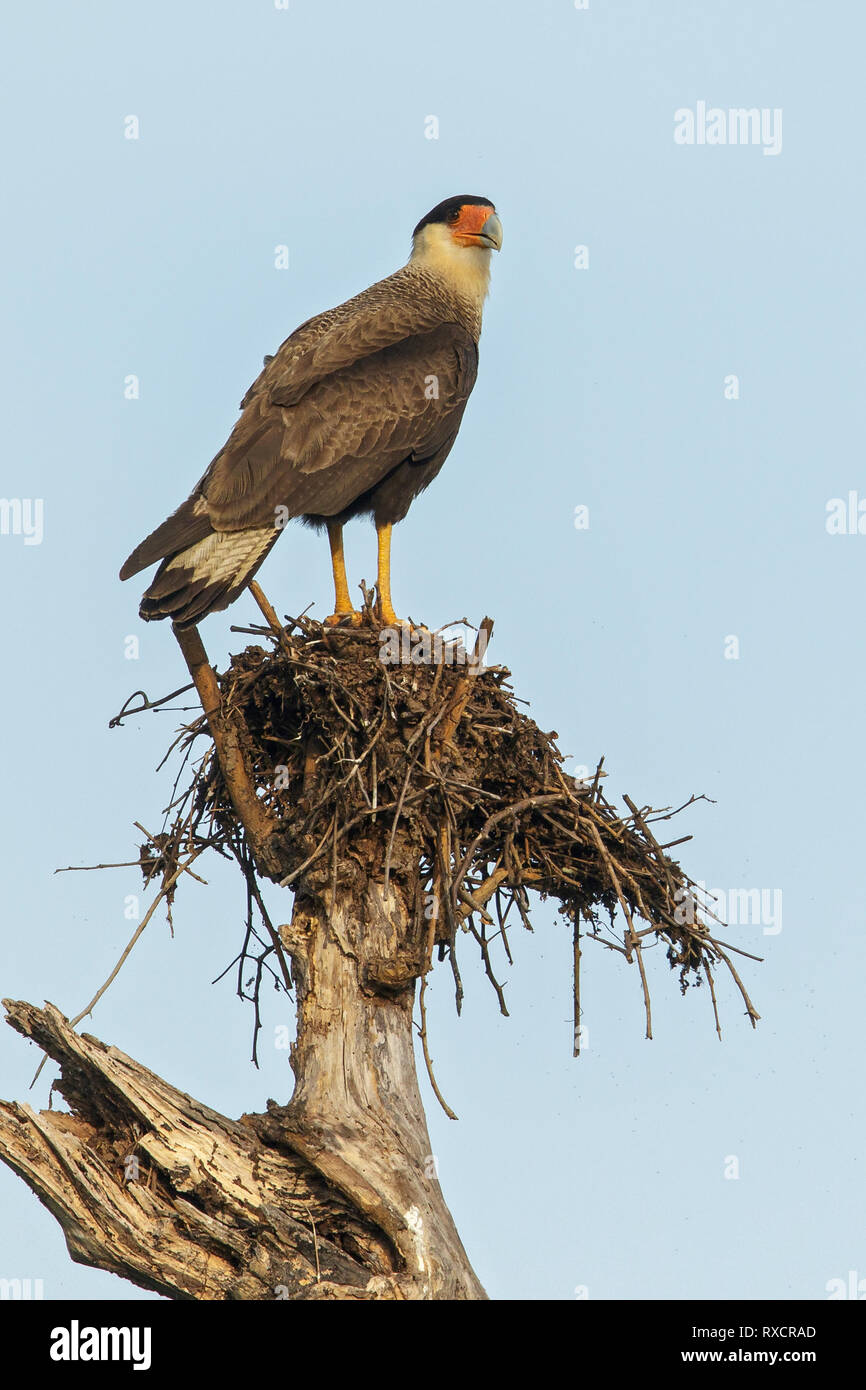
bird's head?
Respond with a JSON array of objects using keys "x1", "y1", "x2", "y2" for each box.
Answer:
[{"x1": 410, "y1": 195, "x2": 502, "y2": 302}]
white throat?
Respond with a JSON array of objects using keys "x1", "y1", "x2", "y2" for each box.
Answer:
[{"x1": 410, "y1": 223, "x2": 493, "y2": 307}]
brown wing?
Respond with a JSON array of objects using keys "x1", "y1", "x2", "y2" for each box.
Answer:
[
  {"x1": 202, "y1": 321, "x2": 478, "y2": 531},
  {"x1": 120, "y1": 272, "x2": 476, "y2": 582},
  {"x1": 121, "y1": 322, "x2": 477, "y2": 626},
  {"x1": 237, "y1": 265, "x2": 451, "y2": 411}
]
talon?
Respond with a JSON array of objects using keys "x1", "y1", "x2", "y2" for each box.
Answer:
[{"x1": 324, "y1": 610, "x2": 362, "y2": 628}]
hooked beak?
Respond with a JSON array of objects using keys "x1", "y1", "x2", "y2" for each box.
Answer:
[
  {"x1": 452, "y1": 205, "x2": 504, "y2": 251},
  {"x1": 476, "y1": 211, "x2": 503, "y2": 251}
]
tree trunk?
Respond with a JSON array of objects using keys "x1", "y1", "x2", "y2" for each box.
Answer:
[
  {"x1": 0, "y1": 911, "x2": 485, "y2": 1301},
  {"x1": 0, "y1": 869, "x2": 485, "y2": 1300},
  {"x1": 275, "y1": 880, "x2": 484, "y2": 1299}
]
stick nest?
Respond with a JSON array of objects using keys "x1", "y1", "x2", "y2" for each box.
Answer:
[{"x1": 155, "y1": 611, "x2": 759, "y2": 1045}]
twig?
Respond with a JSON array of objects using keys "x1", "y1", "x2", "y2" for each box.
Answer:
[
  {"x1": 587, "y1": 821, "x2": 653, "y2": 1041},
  {"x1": 451, "y1": 794, "x2": 565, "y2": 912},
  {"x1": 573, "y1": 922, "x2": 582, "y2": 1057},
  {"x1": 435, "y1": 617, "x2": 493, "y2": 748},
  {"x1": 108, "y1": 682, "x2": 196, "y2": 729},
  {"x1": 416, "y1": 879, "x2": 458, "y2": 1121},
  {"x1": 30, "y1": 846, "x2": 208, "y2": 1088},
  {"x1": 172, "y1": 622, "x2": 281, "y2": 878},
  {"x1": 466, "y1": 919, "x2": 509, "y2": 1017},
  {"x1": 384, "y1": 764, "x2": 415, "y2": 900}
]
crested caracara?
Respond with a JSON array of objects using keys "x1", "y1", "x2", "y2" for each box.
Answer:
[{"x1": 120, "y1": 195, "x2": 502, "y2": 628}]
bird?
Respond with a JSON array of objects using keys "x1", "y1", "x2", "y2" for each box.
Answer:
[{"x1": 120, "y1": 194, "x2": 502, "y2": 629}]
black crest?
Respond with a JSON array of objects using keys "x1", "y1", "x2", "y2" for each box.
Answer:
[{"x1": 413, "y1": 195, "x2": 496, "y2": 238}]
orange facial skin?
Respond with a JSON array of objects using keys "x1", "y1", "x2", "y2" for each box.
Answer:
[{"x1": 450, "y1": 203, "x2": 497, "y2": 246}]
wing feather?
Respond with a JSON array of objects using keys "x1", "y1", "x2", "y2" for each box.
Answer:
[
  {"x1": 204, "y1": 323, "x2": 478, "y2": 530},
  {"x1": 238, "y1": 266, "x2": 449, "y2": 410}
]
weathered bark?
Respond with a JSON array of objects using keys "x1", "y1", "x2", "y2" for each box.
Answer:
[
  {"x1": 0, "y1": 852, "x2": 485, "y2": 1300},
  {"x1": 273, "y1": 881, "x2": 484, "y2": 1298},
  {"x1": 1, "y1": 955, "x2": 483, "y2": 1299},
  {"x1": 0, "y1": 1000, "x2": 388, "y2": 1299}
]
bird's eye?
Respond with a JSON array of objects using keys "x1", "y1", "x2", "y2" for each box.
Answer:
[{"x1": 448, "y1": 208, "x2": 461, "y2": 223}]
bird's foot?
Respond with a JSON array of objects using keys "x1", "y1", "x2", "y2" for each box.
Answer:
[
  {"x1": 377, "y1": 610, "x2": 411, "y2": 631},
  {"x1": 324, "y1": 609, "x2": 362, "y2": 628}
]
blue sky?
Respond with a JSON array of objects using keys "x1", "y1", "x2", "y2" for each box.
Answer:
[{"x1": 1, "y1": 0, "x2": 863, "y2": 1301}]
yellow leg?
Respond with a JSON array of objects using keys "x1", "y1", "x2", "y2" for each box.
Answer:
[
  {"x1": 376, "y1": 521, "x2": 399, "y2": 627},
  {"x1": 325, "y1": 521, "x2": 359, "y2": 624}
]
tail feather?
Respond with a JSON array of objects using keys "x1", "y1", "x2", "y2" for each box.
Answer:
[
  {"x1": 136, "y1": 527, "x2": 278, "y2": 627},
  {"x1": 119, "y1": 495, "x2": 212, "y2": 581}
]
